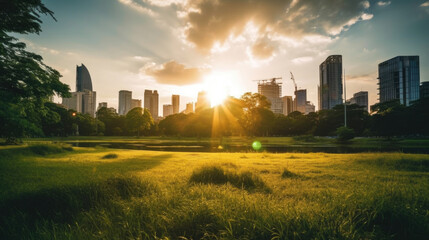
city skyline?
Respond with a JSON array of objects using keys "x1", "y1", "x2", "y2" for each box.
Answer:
[{"x1": 18, "y1": 0, "x2": 429, "y2": 112}]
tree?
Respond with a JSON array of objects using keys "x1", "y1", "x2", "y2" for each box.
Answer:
[
  {"x1": 125, "y1": 107, "x2": 154, "y2": 136},
  {"x1": 0, "y1": 0, "x2": 70, "y2": 143},
  {"x1": 239, "y1": 93, "x2": 274, "y2": 136}
]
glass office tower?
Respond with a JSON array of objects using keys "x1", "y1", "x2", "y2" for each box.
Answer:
[{"x1": 378, "y1": 56, "x2": 420, "y2": 106}]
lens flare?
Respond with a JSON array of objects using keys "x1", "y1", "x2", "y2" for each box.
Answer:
[{"x1": 252, "y1": 141, "x2": 262, "y2": 151}]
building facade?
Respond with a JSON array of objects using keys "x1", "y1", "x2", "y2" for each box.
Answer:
[
  {"x1": 144, "y1": 90, "x2": 159, "y2": 119},
  {"x1": 319, "y1": 55, "x2": 343, "y2": 110},
  {"x1": 420, "y1": 81, "x2": 429, "y2": 99},
  {"x1": 378, "y1": 56, "x2": 420, "y2": 106},
  {"x1": 196, "y1": 91, "x2": 210, "y2": 112},
  {"x1": 349, "y1": 91, "x2": 369, "y2": 112},
  {"x1": 62, "y1": 64, "x2": 96, "y2": 117},
  {"x1": 172, "y1": 95, "x2": 180, "y2": 114},
  {"x1": 98, "y1": 102, "x2": 107, "y2": 110},
  {"x1": 295, "y1": 89, "x2": 307, "y2": 113},
  {"x1": 76, "y1": 64, "x2": 93, "y2": 92},
  {"x1": 163, "y1": 104, "x2": 173, "y2": 117},
  {"x1": 118, "y1": 90, "x2": 132, "y2": 115},
  {"x1": 282, "y1": 96, "x2": 293, "y2": 115},
  {"x1": 131, "y1": 99, "x2": 142, "y2": 110},
  {"x1": 258, "y1": 79, "x2": 283, "y2": 114},
  {"x1": 185, "y1": 102, "x2": 194, "y2": 114}
]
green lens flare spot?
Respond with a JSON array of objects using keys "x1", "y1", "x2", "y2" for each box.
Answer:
[{"x1": 252, "y1": 141, "x2": 262, "y2": 151}]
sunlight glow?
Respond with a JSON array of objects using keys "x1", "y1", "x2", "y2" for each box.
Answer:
[{"x1": 203, "y1": 71, "x2": 239, "y2": 107}]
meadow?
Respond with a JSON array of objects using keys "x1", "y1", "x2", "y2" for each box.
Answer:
[{"x1": 0, "y1": 142, "x2": 428, "y2": 239}]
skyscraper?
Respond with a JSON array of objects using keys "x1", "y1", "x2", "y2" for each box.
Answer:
[
  {"x1": 349, "y1": 91, "x2": 369, "y2": 112},
  {"x1": 294, "y1": 89, "x2": 307, "y2": 113},
  {"x1": 131, "y1": 99, "x2": 142, "y2": 109},
  {"x1": 172, "y1": 95, "x2": 180, "y2": 114},
  {"x1": 258, "y1": 78, "x2": 283, "y2": 114},
  {"x1": 185, "y1": 102, "x2": 194, "y2": 114},
  {"x1": 378, "y1": 56, "x2": 420, "y2": 106},
  {"x1": 319, "y1": 55, "x2": 343, "y2": 110},
  {"x1": 163, "y1": 104, "x2": 173, "y2": 117},
  {"x1": 144, "y1": 90, "x2": 159, "y2": 119},
  {"x1": 119, "y1": 90, "x2": 132, "y2": 115},
  {"x1": 62, "y1": 64, "x2": 96, "y2": 117},
  {"x1": 98, "y1": 102, "x2": 107, "y2": 110},
  {"x1": 420, "y1": 81, "x2": 429, "y2": 99},
  {"x1": 196, "y1": 91, "x2": 210, "y2": 112},
  {"x1": 76, "y1": 64, "x2": 93, "y2": 92},
  {"x1": 282, "y1": 96, "x2": 293, "y2": 115}
]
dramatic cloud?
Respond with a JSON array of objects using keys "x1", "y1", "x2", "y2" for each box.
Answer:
[
  {"x1": 180, "y1": 0, "x2": 373, "y2": 53},
  {"x1": 250, "y1": 38, "x2": 277, "y2": 59},
  {"x1": 143, "y1": 60, "x2": 208, "y2": 85},
  {"x1": 377, "y1": 1, "x2": 391, "y2": 6}
]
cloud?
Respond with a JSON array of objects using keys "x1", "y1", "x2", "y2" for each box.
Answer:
[
  {"x1": 118, "y1": 0, "x2": 156, "y2": 16},
  {"x1": 377, "y1": 1, "x2": 391, "y2": 6},
  {"x1": 291, "y1": 56, "x2": 314, "y2": 64},
  {"x1": 421, "y1": 1, "x2": 429, "y2": 7},
  {"x1": 144, "y1": 0, "x2": 185, "y2": 7},
  {"x1": 249, "y1": 38, "x2": 277, "y2": 60},
  {"x1": 179, "y1": 0, "x2": 373, "y2": 54},
  {"x1": 143, "y1": 60, "x2": 209, "y2": 85},
  {"x1": 346, "y1": 72, "x2": 377, "y2": 84}
]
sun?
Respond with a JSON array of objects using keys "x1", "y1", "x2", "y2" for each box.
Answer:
[{"x1": 203, "y1": 71, "x2": 238, "y2": 107}]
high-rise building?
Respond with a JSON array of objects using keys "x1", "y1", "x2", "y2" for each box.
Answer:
[
  {"x1": 305, "y1": 101, "x2": 315, "y2": 114},
  {"x1": 282, "y1": 96, "x2": 293, "y2": 115},
  {"x1": 349, "y1": 91, "x2": 369, "y2": 112},
  {"x1": 420, "y1": 81, "x2": 429, "y2": 99},
  {"x1": 163, "y1": 104, "x2": 173, "y2": 117},
  {"x1": 378, "y1": 56, "x2": 420, "y2": 106},
  {"x1": 172, "y1": 95, "x2": 180, "y2": 114},
  {"x1": 144, "y1": 90, "x2": 159, "y2": 119},
  {"x1": 258, "y1": 78, "x2": 283, "y2": 114},
  {"x1": 294, "y1": 89, "x2": 307, "y2": 113},
  {"x1": 184, "y1": 102, "x2": 194, "y2": 114},
  {"x1": 119, "y1": 90, "x2": 132, "y2": 115},
  {"x1": 98, "y1": 102, "x2": 107, "y2": 110},
  {"x1": 196, "y1": 91, "x2": 210, "y2": 112},
  {"x1": 131, "y1": 99, "x2": 142, "y2": 110},
  {"x1": 76, "y1": 64, "x2": 93, "y2": 92},
  {"x1": 319, "y1": 55, "x2": 343, "y2": 110},
  {"x1": 62, "y1": 64, "x2": 96, "y2": 117}
]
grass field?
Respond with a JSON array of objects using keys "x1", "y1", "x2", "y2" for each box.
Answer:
[{"x1": 1, "y1": 143, "x2": 428, "y2": 239}]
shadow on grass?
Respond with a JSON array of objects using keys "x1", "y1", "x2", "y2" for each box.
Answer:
[
  {"x1": 0, "y1": 176, "x2": 157, "y2": 237},
  {"x1": 355, "y1": 157, "x2": 429, "y2": 172}
]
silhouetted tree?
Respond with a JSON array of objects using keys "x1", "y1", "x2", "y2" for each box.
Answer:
[
  {"x1": 125, "y1": 107, "x2": 154, "y2": 136},
  {"x1": 0, "y1": 0, "x2": 70, "y2": 143}
]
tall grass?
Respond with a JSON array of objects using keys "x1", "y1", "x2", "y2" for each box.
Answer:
[
  {"x1": 189, "y1": 165, "x2": 270, "y2": 193},
  {"x1": 0, "y1": 145, "x2": 428, "y2": 239}
]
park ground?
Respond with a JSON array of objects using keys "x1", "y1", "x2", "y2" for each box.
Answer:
[{"x1": 0, "y1": 139, "x2": 428, "y2": 239}]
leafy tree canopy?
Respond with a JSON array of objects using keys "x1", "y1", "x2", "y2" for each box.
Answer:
[{"x1": 0, "y1": 0, "x2": 70, "y2": 142}]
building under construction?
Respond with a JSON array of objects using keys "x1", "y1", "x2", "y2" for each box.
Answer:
[{"x1": 257, "y1": 78, "x2": 283, "y2": 114}]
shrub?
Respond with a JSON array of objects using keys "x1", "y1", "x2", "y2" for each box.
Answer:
[
  {"x1": 102, "y1": 153, "x2": 118, "y2": 159},
  {"x1": 281, "y1": 168, "x2": 299, "y2": 178},
  {"x1": 189, "y1": 165, "x2": 270, "y2": 192},
  {"x1": 336, "y1": 126, "x2": 355, "y2": 142}
]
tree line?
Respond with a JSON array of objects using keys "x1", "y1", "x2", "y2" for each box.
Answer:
[{"x1": 31, "y1": 93, "x2": 429, "y2": 138}]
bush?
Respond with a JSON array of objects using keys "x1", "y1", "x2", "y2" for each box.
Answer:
[
  {"x1": 102, "y1": 153, "x2": 118, "y2": 159},
  {"x1": 281, "y1": 168, "x2": 299, "y2": 178},
  {"x1": 190, "y1": 165, "x2": 270, "y2": 192},
  {"x1": 336, "y1": 126, "x2": 355, "y2": 142}
]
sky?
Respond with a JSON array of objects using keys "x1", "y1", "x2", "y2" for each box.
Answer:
[{"x1": 18, "y1": 0, "x2": 429, "y2": 114}]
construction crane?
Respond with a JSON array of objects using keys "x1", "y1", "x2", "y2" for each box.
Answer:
[
  {"x1": 289, "y1": 71, "x2": 297, "y2": 92},
  {"x1": 252, "y1": 77, "x2": 282, "y2": 85}
]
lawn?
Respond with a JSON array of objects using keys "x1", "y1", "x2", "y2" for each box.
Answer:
[{"x1": 0, "y1": 143, "x2": 428, "y2": 239}]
